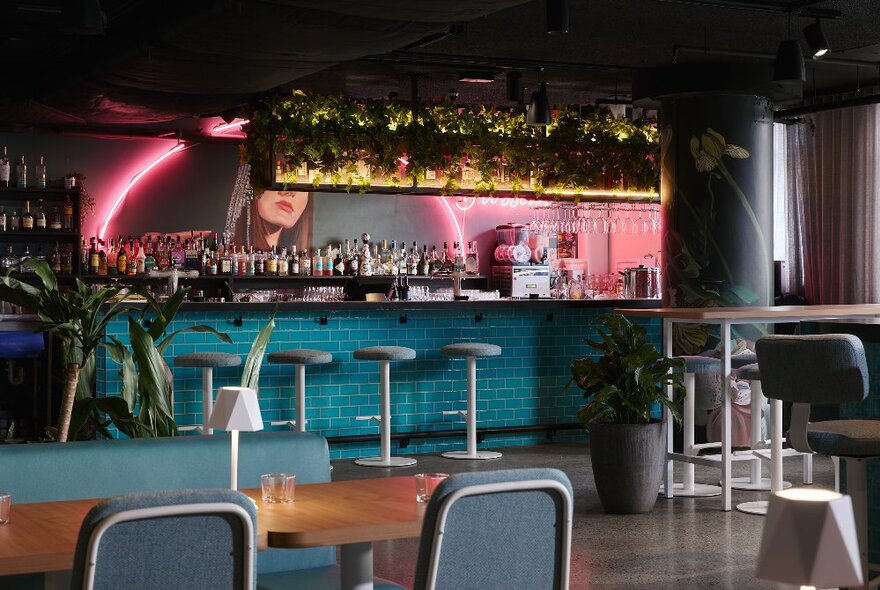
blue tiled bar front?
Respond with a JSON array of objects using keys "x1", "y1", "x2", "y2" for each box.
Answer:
[{"x1": 96, "y1": 301, "x2": 660, "y2": 459}]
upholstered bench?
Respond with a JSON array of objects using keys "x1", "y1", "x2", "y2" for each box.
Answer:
[{"x1": 0, "y1": 431, "x2": 401, "y2": 590}]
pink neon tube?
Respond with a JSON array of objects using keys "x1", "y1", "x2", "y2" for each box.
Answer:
[{"x1": 98, "y1": 143, "x2": 188, "y2": 240}]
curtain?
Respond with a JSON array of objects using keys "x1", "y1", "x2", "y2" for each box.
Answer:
[{"x1": 784, "y1": 104, "x2": 880, "y2": 304}]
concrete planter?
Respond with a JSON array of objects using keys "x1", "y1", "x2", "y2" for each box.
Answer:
[{"x1": 587, "y1": 420, "x2": 666, "y2": 514}]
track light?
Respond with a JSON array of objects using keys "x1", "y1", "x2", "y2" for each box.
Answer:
[
  {"x1": 773, "y1": 39, "x2": 805, "y2": 84},
  {"x1": 803, "y1": 18, "x2": 830, "y2": 59},
  {"x1": 506, "y1": 69, "x2": 523, "y2": 102},
  {"x1": 527, "y1": 69, "x2": 551, "y2": 126},
  {"x1": 546, "y1": 0, "x2": 569, "y2": 34}
]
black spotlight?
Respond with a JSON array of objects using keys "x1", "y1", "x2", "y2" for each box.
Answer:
[
  {"x1": 546, "y1": 0, "x2": 569, "y2": 34},
  {"x1": 527, "y1": 82, "x2": 551, "y2": 126},
  {"x1": 773, "y1": 39, "x2": 805, "y2": 84},
  {"x1": 506, "y1": 69, "x2": 523, "y2": 102},
  {"x1": 803, "y1": 18, "x2": 830, "y2": 59}
]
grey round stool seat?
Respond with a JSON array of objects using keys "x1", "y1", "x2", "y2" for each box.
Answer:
[
  {"x1": 673, "y1": 355, "x2": 720, "y2": 374},
  {"x1": 441, "y1": 342, "x2": 503, "y2": 461},
  {"x1": 441, "y1": 343, "x2": 502, "y2": 358},
  {"x1": 174, "y1": 352, "x2": 241, "y2": 435},
  {"x1": 353, "y1": 346, "x2": 416, "y2": 361},
  {"x1": 175, "y1": 352, "x2": 241, "y2": 368},
  {"x1": 268, "y1": 350, "x2": 333, "y2": 433},
  {"x1": 736, "y1": 363, "x2": 761, "y2": 381},
  {"x1": 353, "y1": 345, "x2": 416, "y2": 468}
]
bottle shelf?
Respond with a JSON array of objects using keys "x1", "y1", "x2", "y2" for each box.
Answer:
[{"x1": 0, "y1": 230, "x2": 80, "y2": 239}]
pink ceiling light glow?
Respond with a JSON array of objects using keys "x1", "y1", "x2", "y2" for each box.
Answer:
[
  {"x1": 98, "y1": 143, "x2": 189, "y2": 240},
  {"x1": 211, "y1": 118, "x2": 250, "y2": 135}
]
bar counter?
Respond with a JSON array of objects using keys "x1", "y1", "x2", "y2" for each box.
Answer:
[{"x1": 96, "y1": 298, "x2": 661, "y2": 459}]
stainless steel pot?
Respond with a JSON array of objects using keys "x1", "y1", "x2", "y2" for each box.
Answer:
[{"x1": 621, "y1": 266, "x2": 660, "y2": 299}]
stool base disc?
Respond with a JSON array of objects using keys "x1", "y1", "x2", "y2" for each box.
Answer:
[
  {"x1": 658, "y1": 482, "x2": 722, "y2": 497},
  {"x1": 729, "y1": 476, "x2": 792, "y2": 491},
  {"x1": 736, "y1": 500, "x2": 768, "y2": 516},
  {"x1": 354, "y1": 456, "x2": 417, "y2": 468},
  {"x1": 441, "y1": 450, "x2": 503, "y2": 460}
]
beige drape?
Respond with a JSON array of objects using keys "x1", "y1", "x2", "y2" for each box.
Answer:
[{"x1": 784, "y1": 104, "x2": 880, "y2": 304}]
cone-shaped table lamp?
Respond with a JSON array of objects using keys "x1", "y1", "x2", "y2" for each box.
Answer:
[{"x1": 207, "y1": 386, "x2": 264, "y2": 490}]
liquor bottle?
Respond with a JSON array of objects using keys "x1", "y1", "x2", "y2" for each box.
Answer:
[
  {"x1": 35, "y1": 156, "x2": 47, "y2": 189},
  {"x1": 0, "y1": 246, "x2": 18, "y2": 273},
  {"x1": 106, "y1": 239, "x2": 117, "y2": 275},
  {"x1": 429, "y1": 245, "x2": 441, "y2": 274},
  {"x1": 50, "y1": 243, "x2": 62, "y2": 274},
  {"x1": 21, "y1": 201, "x2": 34, "y2": 231},
  {"x1": 453, "y1": 241, "x2": 466, "y2": 274},
  {"x1": 80, "y1": 238, "x2": 89, "y2": 273},
  {"x1": 300, "y1": 246, "x2": 311, "y2": 276},
  {"x1": 16, "y1": 156, "x2": 26, "y2": 189},
  {"x1": 19, "y1": 245, "x2": 32, "y2": 273},
  {"x1": 0, "y1": 207, "x2": 6, "y2": 231},
  {"x1": 441, "y1": 241, "x2": 454, "y2": 274},
  {"x1": 348, "y1": 239, "x2": 359, "y2": 276},
  {"x1": 171, "y1": 237, "x2": 185, "y2": 270},
  {"x1": 115, "y1": 240, "x2": 126, "y2": 275},
  {"x1": 61, "y1": 245, "x2": 74, "y2": 275},
  {"x1": 312, "y1": 248, "x2": 323, "y2": 276},
  {"x1": 0, "y1": 147, "x2": 9, "y2": 187},
  {"x1": 278, "y1": 247, "x2": 289, "y2": 276},
  {"x1": 8, "y1": 208, "x2": 19, "y2": 231},
  {"x1": 220, "y1": 241, "x2": 233, "y2": 275},
  {"x1": 324, "y1": 245, "x2": 333, "y2": 277},
  {"x1": 63, "y1": 196, "x2": 74, "y2": 230},
  {"x1": 398, "y1": 241, "x2": 407, "y2": 275},
  {"x1": 359, "y1": 234, "x2": 373, "y2": 276},
  {"x1": 333, "y1": 244, "x2": 344, "y2": 276},
  {"x1": 386, "y1": 240, "x2": 398, "y2": 275},
  {"x1": 419, "y1": 245, "x2": 430, "y2": 276},
  {"x1": 35, "y1": 199, "x2": 47, "y2": 230},
  {"x1": 131, "y1": 239, "x2": 143, "y2": 276},
  {"x1": 205, "y1": 248, "x2": 217, "y2": 276},
  {"x1": 144, "y1": 240, "x2": 156, "y2": 273},
  {"x1": 407, "y1": 242, "x2": 418, "y2": 275},
  {"x1": 290, "y1": 245, "x2": 300, "y2": 275},
  {"x1": 97, "y1": 240, "x2": 107, "y2": 276},
  {"x1": 238, "y1": 246, "x2": 249, "y2": 276},
  {"x1": 87, "y1": 238, "x2": 98, "y2": 274},
  {"x1": 156, "y1": 237, "x2": 169, "y2": 270},
  {"x1": 185, "y1": 237, "x2": 199, "y2": 271},
  {"x1": 125, "y1": 236, "x2": 143, "y2": 277},
  {"x1": 50, "y1": 206, "x2": 62, "y2": 231},
  {"x1": 465, "y1": 240, "x2": 479, "y2": 275},
  {"x1": 265, "y1": 247, "x2": 278, "y2": 276}
]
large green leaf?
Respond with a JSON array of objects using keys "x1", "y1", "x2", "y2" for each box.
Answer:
[
  {"x1": 25, "y1": 258, "x2": 58, "y2": 292},
  {"x1": 241, "y1": 311, "x2": 276, "y2": 390},
  {"x1": 157, "y1": 325, "x2": 232, "y2": 356},
  {"x1": 105, "y1": 336, "x2": 139, "y2": 410},
  {"x1": 128, "y1": 317, "x2": 173, "y2": 432}
]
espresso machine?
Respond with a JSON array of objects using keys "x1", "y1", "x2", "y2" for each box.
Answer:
[{"x1": 491, "y1": 223, "x2": 550, "y2": 298}]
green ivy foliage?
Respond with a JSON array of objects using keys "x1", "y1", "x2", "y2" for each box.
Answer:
[{"x1": 243, "y1": 90, "x2": 659, "y2": 196}]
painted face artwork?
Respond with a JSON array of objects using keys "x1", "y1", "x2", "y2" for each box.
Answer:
[{"x1": 256, "y1": 190, "x2": 309, "y2": 229}]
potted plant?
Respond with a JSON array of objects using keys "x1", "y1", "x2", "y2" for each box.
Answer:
[{"x1": 570, "y1": 313, "x2": 685, "y2": 514}]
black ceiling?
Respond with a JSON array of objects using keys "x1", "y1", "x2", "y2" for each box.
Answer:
[{"x1": 1, "y1": 0, "x2": 878, "y2": 136}]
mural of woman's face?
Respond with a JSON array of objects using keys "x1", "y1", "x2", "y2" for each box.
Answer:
[{"x1": 256, "y1": 190, "x2": 309, "y2": 229}]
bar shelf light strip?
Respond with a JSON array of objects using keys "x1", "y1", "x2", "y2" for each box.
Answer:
[{"x1": 99, "y1": 143, "x2": 189, "y2": 240}]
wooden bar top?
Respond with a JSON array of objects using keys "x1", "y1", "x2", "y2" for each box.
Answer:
[{"x1": 616, "y1": 304, "x2": 880, "y2": 321}]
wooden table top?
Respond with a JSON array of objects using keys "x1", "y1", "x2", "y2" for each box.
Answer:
[
  {"x1": 243, "y1": 476, "x2": 424, "y2": 549},
  {"x1": 0, "y1": 477, "x2": 423, "y2": 576},
  {"x1": 616, "y1": 304, "x2": 880, "y2": 321}
]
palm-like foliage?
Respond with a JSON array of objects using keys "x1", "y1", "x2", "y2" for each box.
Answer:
[
  {"x1": 570, "y1": 314, "x2": 685, "y2": 425},
  {"x1": 0, "y1": 260, "x2": 140, "y2": 441}
]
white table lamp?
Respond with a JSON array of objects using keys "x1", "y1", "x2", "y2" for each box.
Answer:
[
  {"x1": 756, "y1": 488, "x2": 863, "y2": 589},
  {"x1": 207, "y1": 386, "x2": 264, "y2": 490}
]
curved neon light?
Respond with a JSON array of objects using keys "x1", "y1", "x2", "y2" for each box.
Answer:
[
  {"x1": 438, "y1": 197, "x2": 465, "y2": 247},
  {"x1": 212, "y1": 118, "x2": 250, "y2": 134},
  {"x1": 99, "y1": 143, "x2": 188, "y2": 240}
]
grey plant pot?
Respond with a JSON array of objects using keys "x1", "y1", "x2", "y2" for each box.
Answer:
[{"x1": 587, "y1": 420, "x2": 667, "y2": 514}]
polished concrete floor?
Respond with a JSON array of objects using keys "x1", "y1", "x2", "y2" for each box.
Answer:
[{"x1": 331, "y1": 442, "x2": 833, "y2": 589}]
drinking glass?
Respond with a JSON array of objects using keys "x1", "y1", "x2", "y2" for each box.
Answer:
[
  {"x1": 0, "y1": 493, "x2": 10, "y2": 524},
  {"x1": 415, "y1": 473, "x2": 449, "y2": 503},
  {"x1": 261, "y1": 473, "x2": 296, "y2": 503}
]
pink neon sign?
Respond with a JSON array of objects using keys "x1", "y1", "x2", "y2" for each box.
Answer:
[{"x1": 98, "y1": 143, "x2": 189, "y2": 240}]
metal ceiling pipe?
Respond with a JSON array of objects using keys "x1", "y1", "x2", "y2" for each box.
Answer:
[
  {"x1": 363, "y1": 51, "x2": 633, "y2": 73},
  {"x1": 673, "y1": 45, "x2": 879, "y2": 69}
]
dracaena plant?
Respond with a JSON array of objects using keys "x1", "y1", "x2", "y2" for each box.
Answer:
[{"x1": 569, "y1": 314, "x2": 685, "y2": 425}]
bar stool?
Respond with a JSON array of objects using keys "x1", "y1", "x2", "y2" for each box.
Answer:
[
  {"x1": 267, "y1": 349, "x2": 332, "y2": 432},
  {"x1": 440, "y1": 342, "x2": 503, "y2": 460},
  {"x1": 353, "y1": 345, "x2": 417, "y2": 468},
  {"x1": 173, "y1": 352, "x2": 241, "y2": 434}
]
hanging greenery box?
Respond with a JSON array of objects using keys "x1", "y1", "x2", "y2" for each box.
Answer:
[{"x1": 244, "y1": 90, "x2": 659, "y2": 197}]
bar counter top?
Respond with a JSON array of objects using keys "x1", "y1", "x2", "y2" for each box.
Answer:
[{"x1": 168, "y1": 298, "x2": 661, "y2": 312}]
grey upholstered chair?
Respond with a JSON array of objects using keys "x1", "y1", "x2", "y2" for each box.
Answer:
[
  {"x1": 70, "y1": 488, "x2": 257, "y2": 590},
  {"x1": 413, "y1": 468, "x2": 573, "y2": 590},
  {"x1": 756, "y1": 334, "x2": 879, "y2": 587}
]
